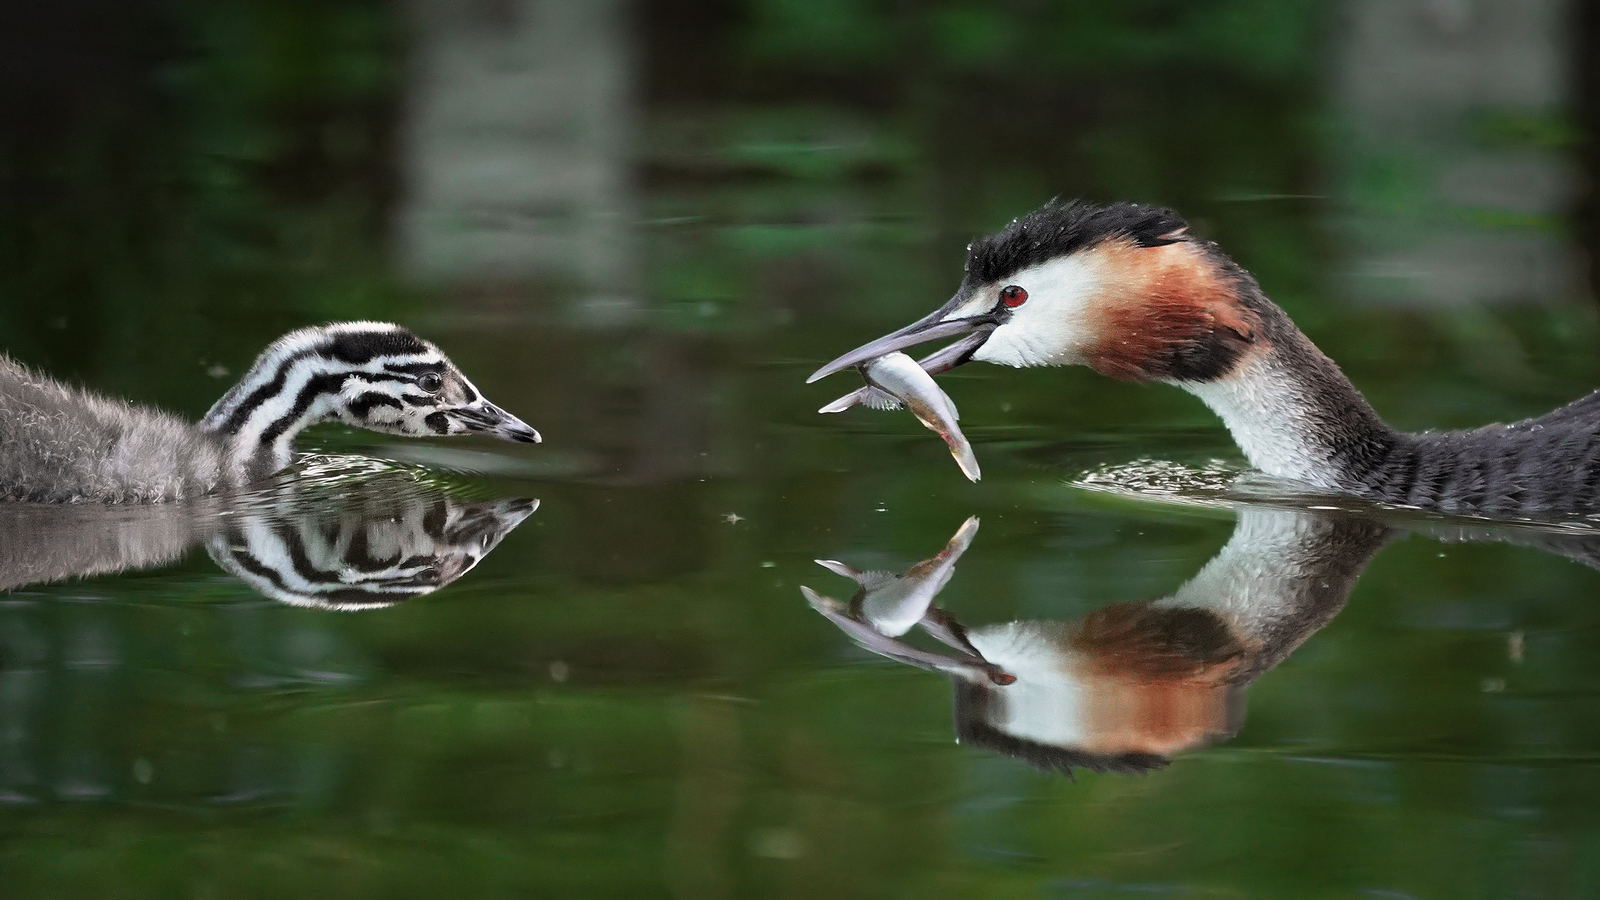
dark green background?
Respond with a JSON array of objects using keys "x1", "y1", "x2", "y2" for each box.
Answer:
[{"x1": 3, "y1": 2, "x2": 1600, "y2": 897}]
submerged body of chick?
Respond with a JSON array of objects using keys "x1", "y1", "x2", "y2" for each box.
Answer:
[{"x1": 0, "y1": 357, "x2": 225, "y2": 503}]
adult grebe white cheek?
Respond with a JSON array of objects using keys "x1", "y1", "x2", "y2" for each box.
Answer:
[
  {"x1": 972, "y1": 311, "x2": 1091, "y2": 369},
  {"x1": 970, "y1": 253, "x2": 1109, "y2": 369}
]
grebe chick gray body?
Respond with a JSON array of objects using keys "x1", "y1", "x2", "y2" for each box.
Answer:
[
  {"x1": 810, "y1": 201, "x2": 1600, "y2": 516},
  {"x1": 0, "y1": 321, "x2": 540, "y2": 503}
]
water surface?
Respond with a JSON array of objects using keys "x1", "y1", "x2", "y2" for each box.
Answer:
[{"x1": 4, "y1": 332, "x2": 1600, "y2": 899}]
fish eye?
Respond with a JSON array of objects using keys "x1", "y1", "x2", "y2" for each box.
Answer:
[
  {"x1": 1000, "y1": 285, "x2": 1028, "y2": 308},
  {"x1": 417, "y1": 373, "x2": 444, "y2": 394}
]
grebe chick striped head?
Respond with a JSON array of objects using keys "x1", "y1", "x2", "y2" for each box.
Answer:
[
  {"x1": 200, "y1": 322, "x2": 540, "y2": 480},
  {"x1": 808, "y1": 200, "x2": 1264, "y2": 386}
]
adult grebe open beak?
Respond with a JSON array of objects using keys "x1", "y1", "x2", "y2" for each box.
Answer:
[{"x1": 806, "y1": 298, "x2": 998, "y2": 383}]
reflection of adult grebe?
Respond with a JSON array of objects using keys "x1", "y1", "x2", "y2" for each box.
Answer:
[
  {"x1": 0, "y1": 322, "x2": 539, "y2": 503},
  {"x1": 0, "y1": 468, "x2": 536, "y2": 608},
  {"x1": 808, "y1": 201, "x2": 1600, "y2": 515},
  {"x1": 804, "y1": 510, "x2": 1392, "y2": 775}
]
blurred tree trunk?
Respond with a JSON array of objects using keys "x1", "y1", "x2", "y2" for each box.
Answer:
[{"x1": 1574, "y1": 0, "x2": 1600, "y2": 308}]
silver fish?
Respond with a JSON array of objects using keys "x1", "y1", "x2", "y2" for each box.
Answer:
[
  {"x1": 818, "y1": 351, "x2": 980, "y2": 482},
  {"x1": 816, "y1": 332, "x2": 985, "y2": 414}
]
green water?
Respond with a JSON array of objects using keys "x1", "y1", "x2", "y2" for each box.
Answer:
[
  {"x1": 3, "y1": 328, "x2": 1600, "y2": 899},
  {"x1": 5, "y1": 2, "x2": 1600, "y2": 897}
]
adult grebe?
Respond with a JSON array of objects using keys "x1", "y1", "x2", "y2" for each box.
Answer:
[
  {"x1": 803, "y1": 509, "x2": 1392, "y2": 775},
  {"x1": 809, "y1": 201, "x2": 1600, "y2": 515},
  {"x1": 0, "y1": 321, "x2": 540, "y2": 503}
]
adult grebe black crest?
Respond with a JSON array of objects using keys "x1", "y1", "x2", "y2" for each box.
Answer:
[
  {"x1": 0, "y1": 321, "x2": 540, "y2": 503},
  {"x1": 809, "y1": 200, "x2": 1600, "y2": 515}
]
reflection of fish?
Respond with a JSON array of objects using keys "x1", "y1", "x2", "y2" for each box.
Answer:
[
  {"x1": 803, "y1": 517, "x2": 1013, "y2": 684},
  {"x1": 815, "y1": 515, "x2": 980, "y2": 636},
  {"x1": 818, "y1": 351, "x2": 981, "y2": 482}
]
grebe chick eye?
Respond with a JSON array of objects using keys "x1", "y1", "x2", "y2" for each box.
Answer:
[
  {"x1": 808, "y1": 199, "x2": 1600, "y2": 517},
  {"x1": 0, "y1": 321, "x2": 542, "y2": 504}
]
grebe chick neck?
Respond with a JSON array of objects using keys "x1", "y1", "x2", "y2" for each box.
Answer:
[{"x1": 808, "y1": 200, "x2": 1600, "y2": 515}]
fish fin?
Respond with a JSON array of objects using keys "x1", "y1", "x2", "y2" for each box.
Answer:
[
  {"x1": 859, "y1": 387, "x2": 904, "y2": 411},
  {"x1": 818, "y1": 390, "x2": 865, "y2": 414},
  {"x1": 800, "y1": 585, "x2": 844, "y2": 614},
  {"x1": 814, "y1": 559, "x2": 861, "y2": 578}
]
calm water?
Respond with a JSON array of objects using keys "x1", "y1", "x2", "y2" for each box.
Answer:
[
  {"x1": 6, "y1": 2, "x2": 1600, "y2": 897},
  {"x1": 3, "y1": 326, "x2": 1600, "y2": 899}
]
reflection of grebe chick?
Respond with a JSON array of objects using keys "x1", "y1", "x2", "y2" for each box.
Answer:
[
  {"x1": 0, "y1": 322, "x2": 540, "y2": 503},
  {"x1": 0, "y1": 469, "x2": 538, "y2": 605},
  {"x1": 207, "y1": 487, "x2": 538, "y2": 610},
  {"x1": 810, "y1": 201, "x2": 1600, "y2": 516},
  {"x1": 805, "y1": 509, "x2": 1392, "y2": 776}
]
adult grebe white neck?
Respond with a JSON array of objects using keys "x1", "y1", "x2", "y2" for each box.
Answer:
[{"x1": 1178, "y1": 326, "x2": 1398, "y2": 492}]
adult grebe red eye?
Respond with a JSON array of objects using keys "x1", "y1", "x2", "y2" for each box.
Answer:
[{"x1": 1000, "y1": 285, "x2": 1027, "y2": 307}]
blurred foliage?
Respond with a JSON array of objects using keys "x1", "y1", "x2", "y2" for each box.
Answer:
[
  {"x1": 638, "y1": 0, "x2": 1332, "y2": 338},
  {"x1": 0, "y1": 0, "x2": 408, "y2": 407},
  {"x1": 745, "y1": 0, "x2": 1321, "y2": 78}
]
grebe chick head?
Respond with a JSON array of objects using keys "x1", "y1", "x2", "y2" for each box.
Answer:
[
  {"x1": 322, "y1": 327, "x2": 540, "y2": 445},
  {"x1": 808, "y1": 200, "x2": 1266, "y2": 385},
  {"x1": 200, "y1": 322, "x2": 540, "y2": 478}
]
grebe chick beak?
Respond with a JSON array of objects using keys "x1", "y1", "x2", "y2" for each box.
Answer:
[
  {"x1": 806, "y1": 304, "x2": 996, "y2": 383},
  {"x1": 447, "y1": 401, "x2": 542, "y2": 443}
]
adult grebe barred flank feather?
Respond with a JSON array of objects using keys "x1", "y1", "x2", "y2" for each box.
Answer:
[{"x1": 0, "y1": 322, "x2": 540, "y2": 504}]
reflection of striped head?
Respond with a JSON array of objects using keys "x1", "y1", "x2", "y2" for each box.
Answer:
[
  {"x1": 207, "y1": 493, "x2": 538, "y2": 610},
  {"x1": 199, "y1": 322, "x2": 540, "y2": 480}
]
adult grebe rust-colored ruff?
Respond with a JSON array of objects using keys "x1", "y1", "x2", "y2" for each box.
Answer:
[{"x1": 809, "y1": 201, "x2": 1600, "y2": 515}]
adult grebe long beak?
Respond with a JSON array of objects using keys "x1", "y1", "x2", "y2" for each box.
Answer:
[{"x1": 805, "y1": 307, "x2": 997, "y2": 383}]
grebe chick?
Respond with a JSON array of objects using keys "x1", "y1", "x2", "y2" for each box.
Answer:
[
  {"x1": 810, "y1": 201, "x2": 1600, "y2": 515},
  {"x1": 0, "y1": 321, "x2": 540, "y2": 503}
]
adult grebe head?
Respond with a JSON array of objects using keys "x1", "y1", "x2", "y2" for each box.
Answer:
[{"x1": 808, "y1": 200, "x2": 1266, "y2": 385}]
